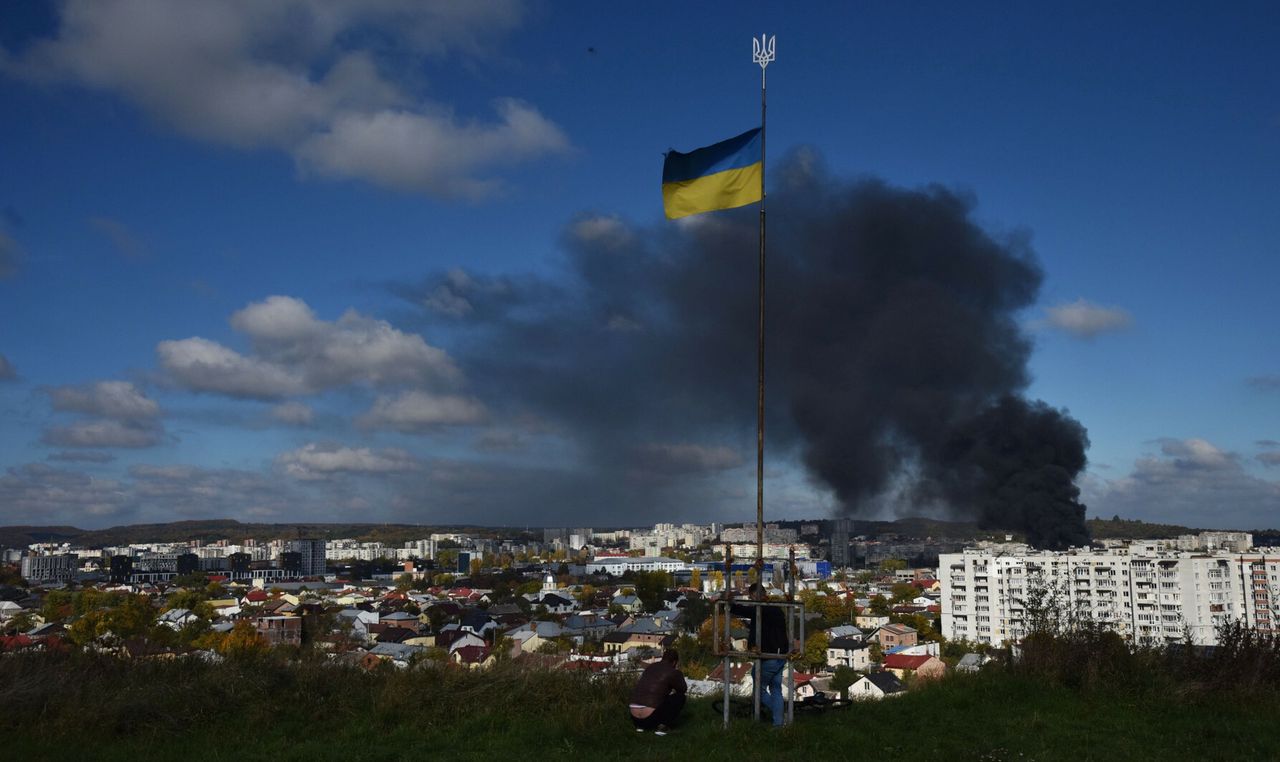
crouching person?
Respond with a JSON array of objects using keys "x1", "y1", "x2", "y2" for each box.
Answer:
[{"x1": 629, "y1": 649, "x2": 687, "y2": 734}]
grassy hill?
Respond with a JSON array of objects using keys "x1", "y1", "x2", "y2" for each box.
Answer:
[{"x1": 3, "y1": 653, "x2": 1277, "y2": 761}]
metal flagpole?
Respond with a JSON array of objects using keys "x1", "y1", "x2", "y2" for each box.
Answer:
[{"x1": 752, "y1": 34, "x2": 774, "y2": 571}]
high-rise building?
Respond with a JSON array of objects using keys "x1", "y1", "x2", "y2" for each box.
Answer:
[
  {"x1": 286, "y1": 538, "x2": 326, "y2": 577},
  {"x1": 940, "y1": 544, "x2": 1274, "y2": 646},
  {"x1": 829, "y1": 519, "x2": 852, "y2": 567}
]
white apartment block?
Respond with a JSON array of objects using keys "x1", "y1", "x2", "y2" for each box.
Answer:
[
  {"x1": 940, "y1": 543, "x2": 1275, "y2": 647},
  {"x1": 628, "y1": 523, "x2": 717, "y2": 554}
]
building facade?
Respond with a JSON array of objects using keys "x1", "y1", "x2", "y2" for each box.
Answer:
[{"x1": 940, "y1": 543, "x2": 1275, "y2": 646}]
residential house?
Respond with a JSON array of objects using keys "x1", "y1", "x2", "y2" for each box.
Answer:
[
  {"x1": 826, "y1": 636, "x2": 872, "y2": 671},
  {"x1": 253, "y1": 615, "x2": 301, "y2": 647},
  {"x1": 158, "y1": 608, "x2": 200, "y2": 630},
  {"x1": 882, "y1": 653, "x2": 946, "y2": 680},
  {"x1": 877, "y1": 623, "x2": 918, "y2": 649},
  {"x1": 849, "y1": 671, "x2": 906, "y2": 700},
  {"x1": 452, "y1": 644, "x2": 494, "y2": 670}
]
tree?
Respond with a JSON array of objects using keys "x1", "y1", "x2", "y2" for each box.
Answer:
[
  {"x1": 890, "y1": 582, "x2": 918, "y2": 604},
  {"x1": 796, "y1": 631, "x2": 829, "y2": 671},
  {"x1": 689, "y1": 567, "x2": 702, "y2": 591},
  {"x1": 575, "y1": 583, "x2": 596, "y2": 605},
  {"x1": 869, "y1": 595, "x2": 890, "y2": 617},
  {"x1": 869, "y1": 642, "x2": 884, "y2": 663},
  {"x1": 831, "y1": 665, "x2": 858, "y2": 699},
  {"x1": 219, "y1": 620, "x2": 267, "y2": 656},
  {"x1": 395, "y1": 573, "x2": 415, "y2": 591},
  {"x1": 879, "y1": 558, "x2": 908, "y2": 572}
]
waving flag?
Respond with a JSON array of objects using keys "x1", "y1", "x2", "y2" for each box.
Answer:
[{"x1": 662, "y1": 128, "x2": 762, "y2": 219}]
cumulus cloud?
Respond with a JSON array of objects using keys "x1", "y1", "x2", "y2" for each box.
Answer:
[
  {"x1": 1259, "y1": 452, "x2": 1280, "y2": 468},
  {"x1": 0, "y1": 463, "x2": 130, "y2": 520},
  {"x1": 43, "y1": 419, "x2": 164, "y2": 448},
  {"x1": 159, "y1": 295, "x2": 459, "y2": 399},
  {"x1": 270, "y1": 401, "x2": 314, "y2": 426},
  {"x1": 48, "y1": 450, "x2": 117, "y2": 463},
  {"x1": 358, "y1": 390, "x2": 487, "y2": 432},
  {"x1": 1043, "y1": 298, "x2": 1133, "y2": 339},
  {"x1": 276, "y1": 443, "x2": 419, "y2": 480},
  {"x1": 1086, "y1": 438, "x2": 1280, "y2": 528},
  {"x1": 631, "y1": 443, "x2": 745, "y2": 475},
  {"x1": 0, "y1": 353, "x2": 16, "y2": 381},
  {"x1": 4, "y1": 0, "x2": 567, "y2": 197},
  {"x1": 0, "y1": 230, "x2": 22, "y2": 279},
  {"x1": 41, "y1": 380, "x2": 165, "y2": 449},
  {"x1": 46, "y1": 380, "x2": 160, "y2": 419},
  {"x1": 88, "y1": 215, "x2": 147, "y2": 259}
]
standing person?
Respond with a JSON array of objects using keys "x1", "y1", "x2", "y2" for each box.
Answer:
[
  {"x1": 629, "y1": 649, "x2": 687, "y2": 735},
  {"x1": 729, "y1": 582, "x2": 790, "y2": 726}
]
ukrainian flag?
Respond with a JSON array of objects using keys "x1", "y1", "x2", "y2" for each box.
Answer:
[{"x1": 662, "y1": 128, "x2": 763, "y2": 219}]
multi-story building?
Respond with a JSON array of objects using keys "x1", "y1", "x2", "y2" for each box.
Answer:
[
  {"x1": 20, "y1": 554, "x2": 79, "y2": 583},
  {"x1": 287, "y1": 538, "x2": 326, "y2": 577},
  {"x1": 829, "y1": 519, "x2": 852, "y2": 567},
  {"x1": 940, "y1": 543, "x2": 1269, "y2": 646}
]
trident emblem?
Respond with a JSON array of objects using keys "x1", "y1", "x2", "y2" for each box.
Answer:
[{"x1": 752, "y1": 34, "x2": 776, "y2": 70}]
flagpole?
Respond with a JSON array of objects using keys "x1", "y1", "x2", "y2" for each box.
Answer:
[{"x1": 752, "y1": 35, "x2": 775, "y2": 569}]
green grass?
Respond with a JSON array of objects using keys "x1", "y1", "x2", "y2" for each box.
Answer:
[{"x1": 4, "y1": 653, "x2": 1278, "y2": 761}]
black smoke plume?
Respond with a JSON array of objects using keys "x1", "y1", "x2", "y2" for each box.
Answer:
[{"x1": 399, "y1": 150, "x2": 1090, "y2": 549}]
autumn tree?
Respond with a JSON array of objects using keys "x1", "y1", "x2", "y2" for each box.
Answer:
[{"x1": 219, "y1": 620, "x2": 267, "y2": 656}]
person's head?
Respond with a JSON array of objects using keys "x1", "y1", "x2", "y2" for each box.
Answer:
[
  {"x1": 661, "y1": 649, "x2": 679, "y2": 666},
  {"x1": 748, "y1": 582, "x2": 764, "y2": 601}
]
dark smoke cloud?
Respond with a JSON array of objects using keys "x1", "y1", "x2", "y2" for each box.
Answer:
[{"x1": 395, "y1": 150, "x2": 1091, "y2": 547}]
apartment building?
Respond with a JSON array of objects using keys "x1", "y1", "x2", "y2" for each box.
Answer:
[{"x1": 940, "y1": 544, "x2": 1254, "y2": 646}]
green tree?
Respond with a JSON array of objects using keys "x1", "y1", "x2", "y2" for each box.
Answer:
[
  {"x1": 633, "y1": 571, "x2": 672, "y2": 613},
  {"x1": 395, "y1": 573, "x2": 415, "y2": 592},
  {"x1": 869, "y1": 642, "x2": 884, "y2": 663},
  {"x1": 41, "y1": 590, "x2": 73, "y2": 622},
  {"x1": 796, "y1": 631, "x2": 829, "y2": 671},
  {"x1": 831, "y1": 665, "x2": 858, "y2": 699},
  {"x1": 890, "y1": 582, "x2": 918, "y2": 603},
  {"x1": 869, "y1": 594, "x2": 890, "y2": 617},
  {"x1": 879, "y1": 558, "x2": 908, "y2": 572}
]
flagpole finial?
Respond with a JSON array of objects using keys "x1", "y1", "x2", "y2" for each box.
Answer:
[{"x1": 752, "y1": 34, "x2": 776, "y2": 70}]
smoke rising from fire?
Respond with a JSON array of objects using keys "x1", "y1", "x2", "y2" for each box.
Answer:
[{"x1": 401, "y1": 150, "x2": 1091, "y2": 549}]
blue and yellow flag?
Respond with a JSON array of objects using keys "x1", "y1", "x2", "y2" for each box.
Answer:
[{"x1": 662, "y1": 128, "x2": 762, "y2": 219}]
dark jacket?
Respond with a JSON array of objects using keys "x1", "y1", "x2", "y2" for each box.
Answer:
[
  {"x1": 630, "y1": 660, "x2": 687, "y2": 708},
  {"x1": 730, "y1": 601, "x2": 789, "y2": 655}
]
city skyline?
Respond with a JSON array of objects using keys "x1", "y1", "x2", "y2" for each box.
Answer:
[{"x1": 2, "y1": 2, "x2": 1278, "y2": 530}]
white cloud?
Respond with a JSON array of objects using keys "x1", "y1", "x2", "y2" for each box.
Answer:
[
  {"x1": 1085, "y1": 438, "x2": 1280, "y2": 528},
  {"x1": 276, "y1": 442, "x2": 419, "y2": 480},
  {"x1": 43, "y1": 419, "x2": 164, "y2": 449},
  {"x1": 271, "y1": 401, "x2": 314, "y2": 426},
  {"x1": 46, "y1": 380, "x2": 160, "y2": 419},
  {"x1": 159, "y1": 296, "x2": 460, "y2": 399},
  {"x1": 4, "y1": 0, "x2": 567, "y2": 197},
  {"x1": 0, "y1": 463, "x2": 129, "y2": 520},
  {"x1": 358, "y1": 390, "x2": 487, "y2": 432},
  {"x1": 295, "y1": 99, "x2": 568, "y2": 198},
  {"x1": 158, "y1": 336, "x2": 306, "y2": 399},
  {"x1": 1043, "y1": 298, "x2": 1133, "y2": 339}
]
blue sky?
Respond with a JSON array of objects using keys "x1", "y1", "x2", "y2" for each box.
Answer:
[{"x1": 0, "y1": 1, "x2": 1277, "y2": 530}]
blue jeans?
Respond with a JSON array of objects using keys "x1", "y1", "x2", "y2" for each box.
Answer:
[{"x1": 759, "y1": 658, "x2": 786, "y2": 726}]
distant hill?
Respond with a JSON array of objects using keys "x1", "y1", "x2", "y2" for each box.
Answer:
[{"x1": 1, "y1": 515, "x2": 1272, "y2": 550}]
